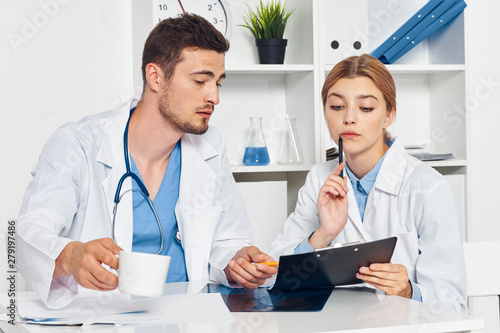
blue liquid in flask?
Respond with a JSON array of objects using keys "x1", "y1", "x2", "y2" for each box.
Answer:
[{"x1": 243, "y1": 147, "x2": 270, "y2": 166}]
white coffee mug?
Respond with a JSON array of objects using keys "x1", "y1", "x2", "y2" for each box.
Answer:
[{"x1": 112, "y1": 251, "x2": 171, "y2": 297}]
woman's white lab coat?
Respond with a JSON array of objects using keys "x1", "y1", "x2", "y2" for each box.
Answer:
[
  {"x1": 16, "y1": 98, "x2": 252, "y2": 309},
  {"x1": 270, "y1": 138, "x2": 467, "y2": 313}
]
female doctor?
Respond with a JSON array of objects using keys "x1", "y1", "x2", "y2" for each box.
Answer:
[{"x1": 270, "y1": 54, "x2": 467, "y2": 313}]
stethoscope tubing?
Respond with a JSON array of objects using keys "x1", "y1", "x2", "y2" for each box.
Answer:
[{"x1": 112, "y1": 110, "x2": 166, "y2": 255}]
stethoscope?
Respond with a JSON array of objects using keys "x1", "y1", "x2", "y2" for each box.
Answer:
[{"x1": 111, "y1": 110, "x2": 181, "y2": 255}]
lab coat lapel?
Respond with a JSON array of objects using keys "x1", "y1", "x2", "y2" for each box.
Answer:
[
  {"x1": 176, "y1": 132, "x2": 219, "y2": 281},
  {"x1": 362, "y1": 139, "x2": 407, "y2": 236},
  {"x1": 177, "y1": 132, "x2": 219, "y2": 213},
  {"x1": 372, "y1": 138, "x2": 407, "y2": 195},
  {"x1": 346, "y1": 177, "x2": 365, "y2": 238},
  {"x1": 97, "y1": 98, "x2": 139, "y2": 252}
]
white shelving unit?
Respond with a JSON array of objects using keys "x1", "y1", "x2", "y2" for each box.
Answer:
[
  {"x1": 226, "y1": 64, "x2": 314, "y2": 74},
  {"x1": 317, "y1": 0, "x2": 468, "y2": 241},
  {"x1": 132, "y1": 0, "x2": 470, "y2": 249},
  {"x1": 215, "y1": 2, "x2": 320, "y2": 246},
  {"x1": 231, "y1": 164, "x2": 313, "y2": 174}
]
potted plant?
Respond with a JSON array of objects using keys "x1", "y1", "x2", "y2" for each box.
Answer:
[{"x1": 241, "y1": 0, "x2": 295, "y2": 64}]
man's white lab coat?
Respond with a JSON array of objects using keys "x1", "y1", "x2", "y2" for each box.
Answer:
[{"x1": 16, "y1": 98, "x2": 252, "y2": 309}]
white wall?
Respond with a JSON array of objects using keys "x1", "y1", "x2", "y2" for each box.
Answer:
[
  {"x1": 0, "y1": 0, "x2": 134, "y2": 228},
  {"x1": 465, "y1": 1, "x2": 500, "y2": 242}
]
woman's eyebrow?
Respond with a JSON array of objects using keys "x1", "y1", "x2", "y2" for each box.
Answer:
[
  {"x1": 356, "y1": 94, "x2": 378, "y2": 101},
  {"x1": 328, "y1": 93, "x2": 378, "y2": 101},
  {"x1": 328, "y1": 92, "x2": 345, "y2": 100}
]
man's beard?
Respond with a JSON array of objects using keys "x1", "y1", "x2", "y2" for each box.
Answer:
[{"x1": 159, "y1": 91, "x2": 211, "y2": 135}]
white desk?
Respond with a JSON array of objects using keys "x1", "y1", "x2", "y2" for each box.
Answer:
[{"x1": 2, "y1": 284, "x2": 484, "y2": 333}]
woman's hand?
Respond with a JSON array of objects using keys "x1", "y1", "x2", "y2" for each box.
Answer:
[
  {"x1": 357, "y1": 263, "x2": 413, "y2": 298},
  {"x1": 309, "y1": 162, "x2": 349, "y2": 249}
]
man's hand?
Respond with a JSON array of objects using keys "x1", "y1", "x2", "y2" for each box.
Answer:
[
  {"x1": 54, "y1": 238, "x2": 123, "y2": 291},
  {"x1": 356, "y1": 263, "x2": 413, "y2": 298},
  {"x1": 224, "y1": 246, "x2": 278, "y2": 289}
]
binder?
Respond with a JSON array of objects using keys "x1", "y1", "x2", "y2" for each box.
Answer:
[
  {"x1": 371, "y1": 0, "x2": 445, "y2": 60},
  {"x1": 386, "y1": 0, "x2": 467, "y2": 64},
  {"x1": 379, "y1": 0, "x2": 460, "y2": 64},
  {"x1": 272, "y1": 237, "x2": 397, "y2": 291}
]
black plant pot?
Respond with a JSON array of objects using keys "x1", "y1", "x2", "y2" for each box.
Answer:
[{"x1": 255, "y1": 38, "x2": 288, "y2": 64}]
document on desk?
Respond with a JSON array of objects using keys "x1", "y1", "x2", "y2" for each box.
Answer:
[{"x1": 17, "y1": 292, "x2": 234, "y2": 325}]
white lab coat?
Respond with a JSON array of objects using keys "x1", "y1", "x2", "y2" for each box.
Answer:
[
  {"x1": 16, "y1": 98, "x2": 252, "y2": 309},
  {"x1": 270, "y1": 138, "x2": 467, "y2": 313}
]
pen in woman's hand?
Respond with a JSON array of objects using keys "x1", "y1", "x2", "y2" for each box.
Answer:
[{"x1": 338, "y1": 136, "x2": 343, "y2": 178}]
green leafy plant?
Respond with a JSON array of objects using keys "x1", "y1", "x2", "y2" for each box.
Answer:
[{"x1": 240, "y1": 0, "x2": 295, "y2": 39}]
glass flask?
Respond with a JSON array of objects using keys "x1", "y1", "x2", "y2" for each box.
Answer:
[
  {"x1": 277, "y1": 114, "x2": 304, "y2": 164},
  {"x1": 243, "y1": 117, "x2": 270, "y2": 166}
]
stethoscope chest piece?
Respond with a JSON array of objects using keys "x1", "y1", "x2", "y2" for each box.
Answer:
[{"x1": 175, "y1": 229, "x2": 181, "y2": 242}]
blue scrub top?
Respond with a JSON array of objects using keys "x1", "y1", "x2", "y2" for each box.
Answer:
[
  {"x1": 345, "y1": 153, "x2": 386, "y2": 222},
  {"x1": 130, "y1": 141, "x2": 188, "y2": 282},
  {"x1": 344, "y1": 139, "x2": 393, "y2": 222}
]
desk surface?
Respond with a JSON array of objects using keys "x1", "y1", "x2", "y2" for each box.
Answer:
[{"x1": 2, "y1": 284, "x2": 484, "y2": 333}]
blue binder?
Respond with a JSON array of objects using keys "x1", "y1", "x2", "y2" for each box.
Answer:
[
  {"x1": 379, "y1": 0, "x2": 460, "y2": 64},
  {"x1": 386, "y1": 0, "x2": 467, "y2": 64},
  {"x1": 371, "y1": 0, "x2": 445, "y2": 60}
]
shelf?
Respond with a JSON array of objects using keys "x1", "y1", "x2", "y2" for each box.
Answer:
[
  {"x1": 387, "y1": 64, "x2": 466, "y2": 74},
  {"x1": 423, "y1": 159, "x2": 467, "y2": 168},
  {"x1": 231, "y1": 160, "x2": 466, "y2": 172},
  {"x1": 227, "y1": 64, "x2": 314, "y2": 75},
  {"x1": 231, "y1": 164, "x2": 313, "y2": 173},
  {"x1": 323, "y1": 64, "x2": 465, "y2": 74}
]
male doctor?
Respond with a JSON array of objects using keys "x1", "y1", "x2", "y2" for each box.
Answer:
[{"x1": 16, "y1": 14, "x2": 277, "y2": 309}]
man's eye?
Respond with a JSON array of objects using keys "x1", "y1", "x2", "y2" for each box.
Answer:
[
  {"x1": 195, "y1": 80, "x2": 204, "y2": 85},
  {"x1": 217, "y1": 83, "x2": 222, "y2": 88}
]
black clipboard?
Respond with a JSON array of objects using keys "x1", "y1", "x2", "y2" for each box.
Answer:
[{"x1": 272, "y1": 237, "x2": 397, "y2": 291}]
